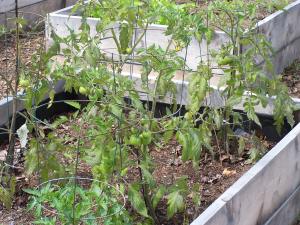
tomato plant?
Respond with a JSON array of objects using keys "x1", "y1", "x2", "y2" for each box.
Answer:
[{"x1": 14, "y1": 0, "x2": 295, "y2": 224}]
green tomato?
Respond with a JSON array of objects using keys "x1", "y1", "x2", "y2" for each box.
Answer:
[
  {"x1": 217, "y1": 56, "x2": 234, "y2": 66},
  {"x1": 19, "y1": 79, "x2": 30, "y2": 88},
  {"x1": 141, "y1": 118, "x2": 149, "y2": 126},
  {"x1": 126, "y1": 48, "x2": 133, "y2": 54},
  {"x1": 131, "y1": 127, "x2": 138, "y2": 134},
  {"x1": 184, "y1": 112, "x2": 193, "y2": 120},
  {"x1": 129, "y1": 135, "x2": 141, "y2": 146},
  {"x1": 139, "y1": 131, "x2": 152, "y2": 145},
  {"x1": 121, "y1": 167, "x2": 128, "y2": 176},
  {"x1": 79, "y1": 86, "x2": 88, "y2": 95}
]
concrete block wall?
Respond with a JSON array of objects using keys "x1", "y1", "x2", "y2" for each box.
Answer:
[
  {"x1": 0, "y1": 0, "x2": 77, "y2": 28},
  {"x1": 256, "y1": 0, "x2": 300, "y2": 74}
]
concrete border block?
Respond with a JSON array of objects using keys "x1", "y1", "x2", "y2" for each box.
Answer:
[
  {"x1": 0, "y1": 95, "x2": 24, "y2": 127},
  {"x1": 257, "y1": 0, "x2": 300, "y2": 74},
  {"x1": 0, "y1": 80, "x2": 65, "y2": 128}
]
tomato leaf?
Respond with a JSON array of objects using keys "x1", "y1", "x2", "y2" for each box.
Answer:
[
  {"x1": 128, "y1": 184, "x2": 149, "y2": 218},
  {"x1": 166, "y1": 191, "x2": 184, "y2": 219},
  {"x1": 152, "y1": 185, "x2": 166, "y2": 209}
]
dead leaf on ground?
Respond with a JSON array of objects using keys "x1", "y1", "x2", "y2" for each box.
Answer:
[
  {"x1": 0, "y1": 150, "x2": 7, "y2": 161},
  {"x1": 222, "y1": 168, "x2": 237, "y2": 177}
]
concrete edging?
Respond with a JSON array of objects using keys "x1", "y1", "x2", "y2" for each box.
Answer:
[{"x1": 0, "y1": 80, "x2": 65, "y2": 128}]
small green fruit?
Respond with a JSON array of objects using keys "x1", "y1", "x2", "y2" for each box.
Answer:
[
  {"x1": 140, "y1": 131, "x2": 152, "y2": 145},
  {"x1": 184, "y1": 112, "x2": 193, "y2": 120},
  {"x1": 126, "y1": 48, "x2": 133, "y2": 54},
  {"x1": 129, "y1": 135, "x2": 141, "y2": 146},
  {"x1": 217, "y1": 56, "x2": 234, "y2": 66},
  {"x1": 131, "y1": 127, "x2": 138, "y2": 134},
  {"x1": 19, "y1": 79, "x2": 30, "y2": 88},
  {"x1": 79, "y1": 86, "x2": 88, "y2": 95}
]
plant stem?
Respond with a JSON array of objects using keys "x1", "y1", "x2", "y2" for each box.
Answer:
[
  {"x1": 223, "y1": 12, "x2": 240, "y2": 157},
  {"x1": 136, "y1": 146, "x2": 160, "y2": 225},
  {"x1": 150, "y1": 40, "x2": 173, "y2": 119},
  {"x1": 72, "y1": 135, "x2": 81, "y2": 225},
  {"x1": 6, "y1": 0, "x2": 20, "y2": 170}
]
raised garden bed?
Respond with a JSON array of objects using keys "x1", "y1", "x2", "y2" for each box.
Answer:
[
  {"x1": 0, "y1": 94, "x2": 299, "y2": 224},
  {"x1": 47, "y1": 0, "x2": 300, "y2": 74},
  {"x1": 191, "y1": 122, "x2": 300, "y2": 225},
  {"x1": 0, "y1": 98, "x2": 295, "y2": 224},
  {"x1": 44, "y1": 1, "x2": 300, "y2": 224},
  {"x1": 45, "y1": 0, "x2": 300, "y2": 118},
  {"x1": 0, "y1": 35, "x2": 68, "y2": 128},
  {"x1": 283, "y1": 59, "x2": 300, "y2": 98}
]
